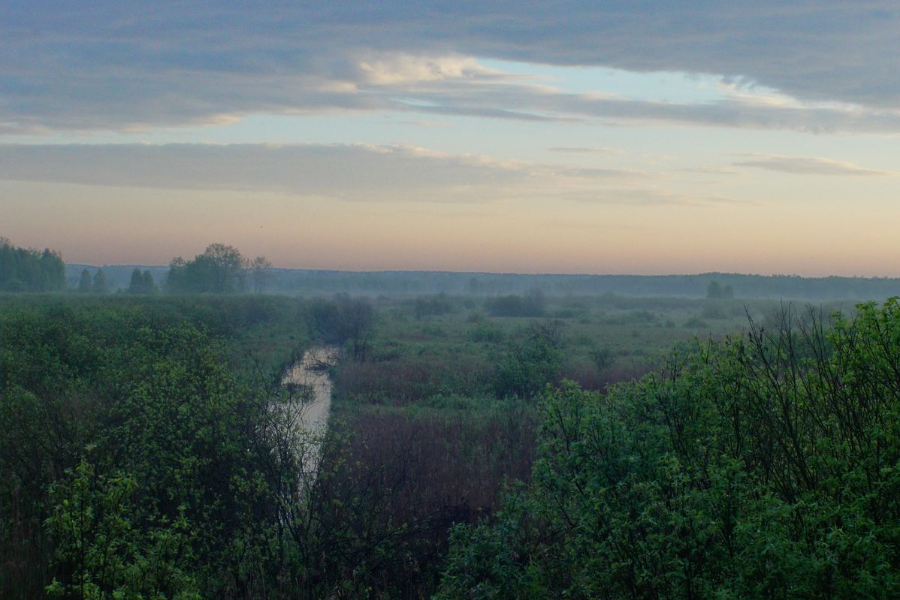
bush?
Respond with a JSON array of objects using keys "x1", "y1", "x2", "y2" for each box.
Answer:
[
  {"x1": 0, "y1": 302, "x2": 292, "y2": 598},
  {"x1": 484, "y1": 289, "x2": 546, "y2": 318},
  {"x1": 414, "y1": 293, "x2": 455, "y2": 319},
  {"x1": 440, "y1": 301, "x2": 900, "y2": 598},
  {"x1": 492, "y1": 321, "x2": 564, "y2": 399}
]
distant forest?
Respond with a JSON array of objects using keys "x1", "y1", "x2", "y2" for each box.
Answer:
[
  {"x1": 68, "y1": 263, "x2": 900, "y2": 302},
  {"x1": 2, "y1": 237, "x2": 899, "y2": 300}
]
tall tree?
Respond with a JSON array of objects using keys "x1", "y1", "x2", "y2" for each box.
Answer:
[
  {"x1": 142, "y1": 270, "x2": 157, "y2": 295},
  {"x1": 250, "y1": 256, "x2": 273, "y2": 293},
  {"x1": 166, "y1": 244, "x2": 248, "y2": 294},
  {"x1": 92, "y1": 269, "x2": 108, "y2": 294},
  {"x1": 128, "y1": 268, "x2": 144, "y2": 294},
  {"x1": 706, "y1": 280, "x2": 723, "y2": 299},
  {"x1": 0, "y1": 238, "x2": 65, "y2": 292},
  {"x1": 78, "y1": 269, "x2": 92, "y2": 293}
]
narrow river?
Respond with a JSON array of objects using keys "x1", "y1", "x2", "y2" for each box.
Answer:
[{"x1": 280, "y1": 345, "x2": 339, "y2": 477}]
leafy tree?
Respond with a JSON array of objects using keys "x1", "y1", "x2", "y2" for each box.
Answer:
[
  {"x1": 485, "y1": 289, "x2": 546, "y2": 317},
  {"x1": 706, "y1": 279, "x2": 723, "y2": 299},
  {"x1": 128, "y1": 268, "x2": 144, "y2": 294},
  {"x1": 0, "y1": 302, "x2": 293, "y2": 597},
  {"x1": 166, "y1": 243, "x2": 248, "y2": 294},
  {"x1": 45, "y1": 460, "x2": 199, "y2": 599},
  {"x1": 142, "y1": 270, "x2": 157, "y2": 295},
  {"x1": 127, "y1": 269, "x2": 157, "y2": 295},
  {"x1": 440, "y1": 301, "x2": 900, "y2": 599},
  {"x1": 493, "y1": 320, "x2": 563, "y2": 399},
  {"x1": 414, "y1": 292, "x2": 454, "y2": 319},
  {"x1": 92, "y1": 269, "x2": 107, "y2": 294},
  {"x1": 307, "y1": 295, "x2": 374, "y2": 360},
  {"x1": 588, "y1": 346, "x2": 614, "y2": 371},
  {"x1": 250, "y1": 255, "x2": 272, "y2": 293},
  {"x1": 0, "y1": 238, "x2": 65, "y2": 292},
  {"x1": 78, "y1": 269, "x2": 92, "y2": 293}
]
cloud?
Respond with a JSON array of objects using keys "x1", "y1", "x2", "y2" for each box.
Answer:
[
  {"x1": 357, "y1": 54, "x2": 504, "y2": 86},
  {"x1": 682, "y1": 166, "x2": 741, "y2": 176},
  {"x1": 563, "y1": 188, "x2": 745, "y2": 207},
  {"x1": 550, "y1": 147, "x2": 627, "y2": 155},
  {"x1": 2, "y1": 2, "x2": 900, "y2": 133},
  {"x1": 734, "y1": 154, "x2": 893, "y2": 176},
  {"x1": 397, "y1": 120, "x2": 453, "y2": 128},
  {"x1": 397, "y1": 80, "x2": 900, "y2": 133},
  {"x1": 0, "y1": 143, "x2": 646, "y2": 203}
]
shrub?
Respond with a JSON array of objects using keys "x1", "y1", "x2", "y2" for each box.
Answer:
[{"x1": 440, "y1": 301, "x2": 900, "y2": 598}]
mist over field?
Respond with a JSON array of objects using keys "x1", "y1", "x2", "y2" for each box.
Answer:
[{"x1": 4, "y1": 2, "x2": 900, "y2": 598}]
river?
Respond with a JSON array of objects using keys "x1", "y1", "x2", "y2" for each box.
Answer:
[{"x1": 280, "y1": 345, "x2": 339, "y2": 477}]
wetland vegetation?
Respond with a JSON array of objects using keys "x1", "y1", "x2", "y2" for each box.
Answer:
[{"x1": 3, "y1": 240, "x2": 900, "y2": 598}]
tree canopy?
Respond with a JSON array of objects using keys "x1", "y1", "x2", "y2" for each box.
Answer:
[
  {"x1": 167, "y1": 243, "x2": 249, "y2": 294},
  {"x1": 439, "y1": 301, "x2": 900, "y2": 599},
  {"x1": 128, "y1": 268, "x2": 158, "y2": 295},
  {"x1": 0, "y1": 237, "x2": 65, "y2": 292}
]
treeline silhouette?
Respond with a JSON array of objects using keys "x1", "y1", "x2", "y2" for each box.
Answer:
[
  {"x1": 0, "y1": 237, "x2": 65, "y2": 292},
  {"x1": 46, "y1": 238, "x2": 900, "y2": 300}
]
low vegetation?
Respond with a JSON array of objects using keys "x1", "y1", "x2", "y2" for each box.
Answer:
[{"x1": 3, "y1": 267, "x2": 900, "y2": 598}]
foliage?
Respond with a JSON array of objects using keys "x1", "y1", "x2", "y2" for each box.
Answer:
[
  {"x1": 493, "y1": 321, "x2": 564, "y2": 399},
  {"x1": 44, "y1": 460, "x2": 200, "y2": 599},
  {"x1": 166, "y1": 243, "x2": 274, "y2": 295},
  {"x1": 167, "y1": 243, "x2": 249, "y2": 294},
  {"x1": 78, "y1": 269, "x2": 93, "y2": 294},
  {"x1": 92, "y1": 270, "x2": 108, "y2": 295},
  {"x1": 485, "y1": 289, "x2": 547, "y2": 318},
  {"x1": 0, "y1": 299, "x2": 292, "y2": 598},
  {"x1": 707, "y1": 280, "x2": 735, "y2": 300},
  {"x1": 250, "y1": 256, "x2": 273, "y2": 294},
  {"x1": 307, "y1": 295, "x2": 374, "y2": 360},
  {"x1": 0, "y1": 237, "x2": 66, "y2": 292},
  {"x1": 128, "y1": 268, "x2": 158, "y2": 295},
  {"x1": 588, "y1": 346, "x2": 614, "y2": 371},
  {"x1": 414, "y1": 293, "x2": 454, "y2": 319},
  {"x1": 439, "y1": 300, "x2": 900, "y2": 598},
  {"x1": 11, "y1": 288, "x2": 897, "y2": 599}
]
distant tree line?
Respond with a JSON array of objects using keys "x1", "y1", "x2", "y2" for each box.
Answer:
[
  {"x1": 0, "y1": 237, "x2": 65, "y2": 292},
  {"x1": 254, "y1": 270, "x2": 900, "y2": 300}
]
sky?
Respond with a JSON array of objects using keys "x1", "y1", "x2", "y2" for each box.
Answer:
[{"x1": 1, "y1": 1, "x2": 900, "y2": 276}]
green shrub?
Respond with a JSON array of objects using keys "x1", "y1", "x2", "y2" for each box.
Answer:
[{"x1": 440, "y1": 301, "x2": 900, "y2": 599}]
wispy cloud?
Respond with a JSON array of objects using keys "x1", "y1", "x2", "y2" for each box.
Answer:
[
  {"x1": 0, "y1": 143, "x2": 650, "y2": 203},
  {"x1": 356, "y1": 54, "x2": 506, "y2": 86},
  {"x1": 2, "y1": 2, "x2": 900, "y2": 134},
  {"x1": 564, "y1": 188, "x2": 747, "y2": 207},
  {"x1": 682, "y1": 166, "x2": 741, "y2": 176},
  {"x1": 397, "y1": 120, "x2": 453, "y2": 128},
  {"x1": 734, "y1": 154, "x2": 893, "y2": 177},
  {"x1": 550, "y1": 147, "x2": 627, "y2": 155}
]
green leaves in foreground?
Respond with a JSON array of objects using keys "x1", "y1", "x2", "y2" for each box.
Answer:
[
  {"x1": 0, "y1": 302, "x2": 281, "y2": 598},
  {"x1": 440, "y1": 301, "x2": 900, "y2": 599},
  {"x1": 45, "y1": 460, "x2": 199, "y2": 600}
]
